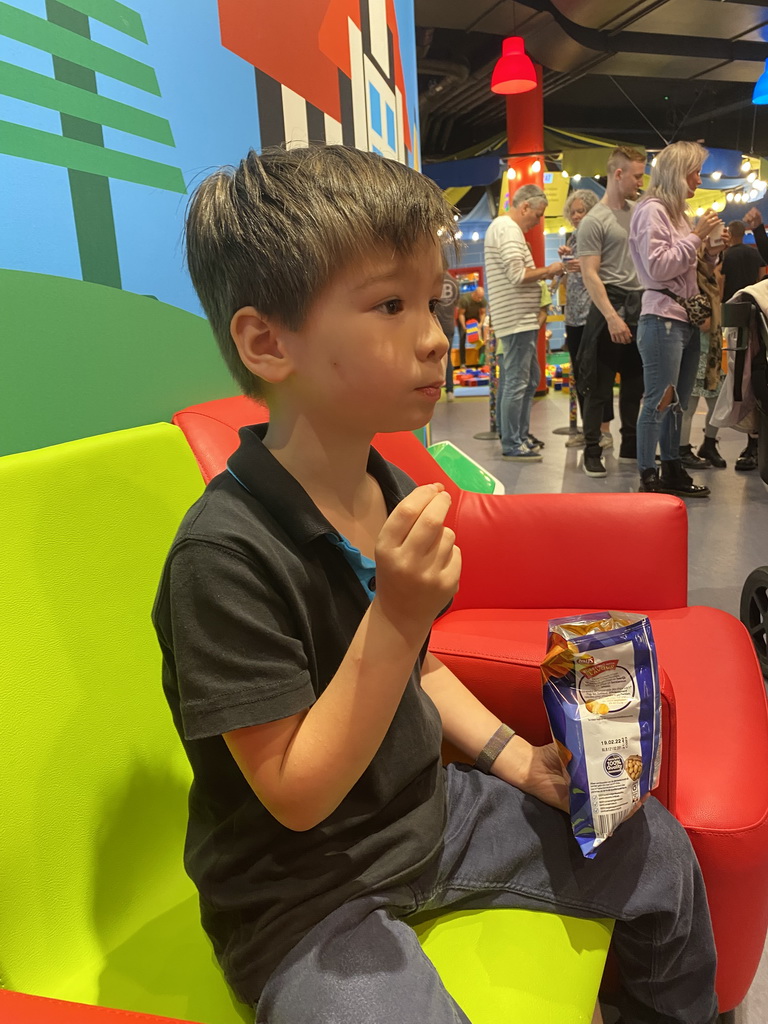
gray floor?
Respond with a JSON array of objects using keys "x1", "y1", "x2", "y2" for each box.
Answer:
[{"x1": 430, "y1": 388, "x2": 768, "y2": 1022}]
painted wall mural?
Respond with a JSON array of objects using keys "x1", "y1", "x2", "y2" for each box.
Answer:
[{"x1": 0, "y1": 0, "x2": 419, "y2": 456}]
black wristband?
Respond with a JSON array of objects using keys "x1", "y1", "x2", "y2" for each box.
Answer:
[{"x1": 474, "y1": 723, "x2": 516, "y2": 774}]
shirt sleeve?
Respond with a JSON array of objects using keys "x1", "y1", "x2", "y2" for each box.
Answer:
[
  {"x1": 163, "y1": 539, "x2": 316, "y2": 741},
  {"x1": 574, "y1": 213, "x2": 602, "y2": 257},
  {"x1": 496, "y1": 218, "x2": 531, "y2": 287},
  {"x1": 632, "y1": 202, "x2": 700, "y2": 281},
  {"x1": 753, "y1": 224, "x2": 768, "y2": 264}
]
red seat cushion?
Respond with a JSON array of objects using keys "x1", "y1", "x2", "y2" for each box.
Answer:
[{"x1": 430, "y1": 604, "x2": 768, "y2": 1011}]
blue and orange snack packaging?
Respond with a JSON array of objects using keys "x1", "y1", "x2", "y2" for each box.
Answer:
[{"x1": 541, "y1": 612, "x2": 662, "y2": 858}]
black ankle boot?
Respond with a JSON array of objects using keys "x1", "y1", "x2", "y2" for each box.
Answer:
[
  {"x1": 679, "y1": 443, "x2": 710, "y2": 469},
  {"x1": 659, "y1": 459, "x2": 710, "y2": 498},
  {"x1": 697, "y1": 436, "x2": 726, "y2": 469},
  {"x1": 735, "y1": 435, "x2": 759, "y2": 471},
  {"x1": 638, "y1": 468, "x2": 662, "y2": 492}
]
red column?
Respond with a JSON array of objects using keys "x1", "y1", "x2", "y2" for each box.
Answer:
[{"x1": 506, "y1": 64, "x2": 548, "y2": 395}]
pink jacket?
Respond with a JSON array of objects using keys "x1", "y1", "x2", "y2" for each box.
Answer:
[{"x1": 629, "y1": 197, "x2": 706, "y2": 322}]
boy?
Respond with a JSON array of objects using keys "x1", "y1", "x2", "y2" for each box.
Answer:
[{"x1": 153, "y1": 145, "x2": 718, "y2": 1024}]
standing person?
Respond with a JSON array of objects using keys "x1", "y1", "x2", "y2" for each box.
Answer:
[
  {"x1": 732, "y1": 206, "x2": 768, "y2": 470},
  {"x1": 436, "y1": 270, "x2": 460, "y2": 401},
  {"x1": 153, "y1": 143, "x2": 718, "y2": 1024},
  {"x1": 679, "y1": 253, "x2": 727, "y2": 469},
  {"x1": 559, "y1": 188, "x2": 600, "y2": 447},
  {"x1": 484, "y1": 184, "x2": 562, "y2": 462},
  {"x1": 629, "y1": 141, "x2": 723, "y2": 497},
  {"x1": 456, "y1": 285, "x2": 485, "y2": 368},
  {"x1": 718, "y1": 219, "x2": 765, "y2": 302},
  {"x1": 576, "y1": 147, "x2": 647, "y2": 478}
]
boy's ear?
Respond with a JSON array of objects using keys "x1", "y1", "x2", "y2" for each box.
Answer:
[{"x1": 230, "y1": 307, "x2": 294, "y2": 384}]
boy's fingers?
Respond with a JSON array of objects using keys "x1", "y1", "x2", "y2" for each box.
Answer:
[
  {"x1": 402, "y1": 492, "x2": 453, "y2": 554},
  {"x1": 381, "y1": 485, "x2": 446, "y2": 546}
]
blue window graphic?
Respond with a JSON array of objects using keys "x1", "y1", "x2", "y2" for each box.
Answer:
[
  {"x1": 369, "y1": 83, "x2": 382, "y2": 135},
  {"x1": 386, "y1": 105, "x2": 395, "y2": 149}
]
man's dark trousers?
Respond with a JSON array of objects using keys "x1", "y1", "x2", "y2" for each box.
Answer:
[{"x1": 580, "y1": 301, "x2": 644, "y2": 460}]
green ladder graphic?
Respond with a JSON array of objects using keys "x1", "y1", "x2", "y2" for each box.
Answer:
[{"x1": 1, "y1": 0, "x2": 186, "y2": 287}]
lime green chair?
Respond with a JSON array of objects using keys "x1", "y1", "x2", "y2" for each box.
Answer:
[
  {"x1": 0, "y1": 423, "x2": 611, "y2": 1024},
  {"x1": 427, "y1": 440, "x2": 505, "y2": 494}
]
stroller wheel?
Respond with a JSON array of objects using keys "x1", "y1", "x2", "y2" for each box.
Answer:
[{"x1": 740, "y1": 567, "x2": 768, "y2": 680}]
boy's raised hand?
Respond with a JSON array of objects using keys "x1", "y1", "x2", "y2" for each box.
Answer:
[{"x1": 374, "y1": 483, "x2": 461, "y2": 641}]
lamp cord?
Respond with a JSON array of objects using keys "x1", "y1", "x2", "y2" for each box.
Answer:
[{"x1": 609, "y1": 76, "x2": 670, "y2": 147}]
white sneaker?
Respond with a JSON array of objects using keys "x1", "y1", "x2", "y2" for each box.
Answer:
[
  {"x1": 565, "y1": 432, "x2": 586, "y2": 448},
  {"x1": 599, "y1": 432, "x2": 614, "y2": 449},
  {"x1": 501, "y1": 449, "x2": 543, "y2": 462},
  {"x1": 446, "y1": 391, "x2": 455, "y2": 403}
]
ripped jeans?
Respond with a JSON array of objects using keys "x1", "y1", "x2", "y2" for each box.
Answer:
[{"x1": 636, "y1": 314, "x2": 700, "y2": 473}]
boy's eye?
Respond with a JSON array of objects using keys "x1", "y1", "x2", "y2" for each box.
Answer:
[
  {"x1": 378, "y1": 299, "x2": 403, "y2": 315},
  {"x1": 429, "y1": 299, "x2": 440, "y2": 315}
]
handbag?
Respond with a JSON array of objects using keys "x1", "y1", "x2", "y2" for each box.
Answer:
[{"x1": 649, "y1": 288, "x2": 712, "y2": 327}]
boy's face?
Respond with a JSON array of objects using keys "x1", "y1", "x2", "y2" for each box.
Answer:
[{"x1": 276, "y1": 237, "x2": 449, "y2": 436}]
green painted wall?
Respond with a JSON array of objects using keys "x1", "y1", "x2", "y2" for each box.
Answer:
[{"x1": 1, "y1": 270, "x2": 235, "y2": 457}]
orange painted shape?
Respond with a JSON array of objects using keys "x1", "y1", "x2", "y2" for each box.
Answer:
[
  {"x1": 218, "y1": 0, "x2": 343, "y2": 121},
  {"x1": 319, "y1": 0, "x2": 360, "y2": 79}
]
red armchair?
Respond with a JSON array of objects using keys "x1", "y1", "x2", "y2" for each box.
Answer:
[{"x1": 173, "y1": 396, "x2": 768, "y2": 1013}]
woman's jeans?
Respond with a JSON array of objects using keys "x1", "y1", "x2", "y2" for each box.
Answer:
[
  {"x1": 636, "y1": 315, "x2": 700, "y2": 472},
  {"x1": 497, "y1": 329, "x2": 540, "y2": 453}
]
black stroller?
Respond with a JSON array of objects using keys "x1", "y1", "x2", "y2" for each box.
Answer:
[{"x1": 722, "y1": 297, "x2": 768, "y2": 678}]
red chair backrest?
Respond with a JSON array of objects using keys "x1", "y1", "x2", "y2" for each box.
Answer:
[{"x1": 172, "y1": 397, "x2": 459, "y2": 500}]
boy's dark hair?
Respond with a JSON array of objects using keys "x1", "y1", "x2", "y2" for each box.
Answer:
[{"x1": 185, "y1": 145, "x2": 459, "y2": 400}]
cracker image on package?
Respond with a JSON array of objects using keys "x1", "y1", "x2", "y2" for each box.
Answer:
[{"x1": 541, "y1": 612, "x2": 662, "y2": 858}]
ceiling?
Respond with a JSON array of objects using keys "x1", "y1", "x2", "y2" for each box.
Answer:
[{"x1": 415, "y1": 0, "x2": 768, "y2": 163}]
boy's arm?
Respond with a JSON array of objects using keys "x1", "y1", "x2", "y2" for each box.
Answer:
[
  {"x1": 420, "y1": 652, "x2": 568, "y2": 812},
  {"x1": 225, "y1": 484, "x2": 461, "y2": 832}
]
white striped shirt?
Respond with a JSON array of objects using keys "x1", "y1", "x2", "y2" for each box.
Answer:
[{"x1": 484, "y1": 215, "x2": 541, "y2": 336}]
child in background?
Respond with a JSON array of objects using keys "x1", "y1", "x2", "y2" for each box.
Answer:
[{"x1": 152, "y1": 145, "x2": 718, "y2": 1024}]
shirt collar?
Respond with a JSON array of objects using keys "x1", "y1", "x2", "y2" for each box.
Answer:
[{"x1": 226, "y1": 423, "x2": 410, "y2": 547}]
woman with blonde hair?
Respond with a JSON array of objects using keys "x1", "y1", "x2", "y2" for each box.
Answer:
[{"x1": 629, "y1": 141, "x2": 723, "y2": 497}]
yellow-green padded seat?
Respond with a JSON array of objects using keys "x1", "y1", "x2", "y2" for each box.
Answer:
[
  {"x1": 0, "y1": 422, "x2": 612, "y2": 1024},
  {"x1": 0, "y1": 424, "x2": 246, "y2": 1024},
  {"x1": 412, "y1": 909, "x2": 612, "y2": 1024}
]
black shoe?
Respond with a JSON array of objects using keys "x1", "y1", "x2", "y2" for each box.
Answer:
[
  {"x1": 735, "y1": 436, "x2": 758, "y2": 471},
  {"x1": 659, "y1": 459, "x2": 710, "y2": 498},
  {"x1": 583, "y1": 447, "x2": 606, "y2": 477},
  {"x1": 618, "y1": 437, "x2": 637, "y2": 462},
  {"x1": 638, "y1": 468, "x2": 662, "y2": 492},
  {"x1": 679, "y1": 443, "x2": 711, "y2": 469},
  {"x1": 527, "y1": 433, "x2": 545, "y2": 449},
  {"x1": 697, "y1": 436, "x2": 726, "y2": 469}
]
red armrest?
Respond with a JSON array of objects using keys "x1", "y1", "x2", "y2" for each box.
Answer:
[
  {"x1": 449, "y1": 490, "x2": 688, "y2": 611},
  {"x1": 0, "y1": 991, "x2": 193, "y2": 1024}
]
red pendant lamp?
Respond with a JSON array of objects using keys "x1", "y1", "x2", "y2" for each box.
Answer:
[{"x1": 490, "y1": 36, "x2": 537, "y2": 95}]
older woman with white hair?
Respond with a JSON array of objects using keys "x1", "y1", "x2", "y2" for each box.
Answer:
[
  {"x1": 628, "y1": 141, "x2": 723, "y2": 498},
  {"x1": 559, "y1": 188, "x2": 604, "y2": 446}
]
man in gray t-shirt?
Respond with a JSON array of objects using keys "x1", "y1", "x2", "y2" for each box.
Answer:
[
  {"x1": 436, "y1": 271, "x2": 460, "y2": 397},
  {"x1": 575, "y1": 147, "x2": 646, "y2": 477}
]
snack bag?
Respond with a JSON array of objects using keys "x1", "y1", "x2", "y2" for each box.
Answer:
[{"x1": 541, "y1": 612, "x2": 662, "y2": 858}]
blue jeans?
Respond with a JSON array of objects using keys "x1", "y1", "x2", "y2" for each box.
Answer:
[
  {"x1": 257, "y1": 765, "x2": 718, "y2": 1024},
  {"x1": 636, "y1": 315, "x2": 700, "y2": 472},
  {"x1": 497, "y1": 330, "x2": 540, "y2": 453}
]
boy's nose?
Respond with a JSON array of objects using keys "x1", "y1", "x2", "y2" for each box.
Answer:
[{"x1": 423, "y1": 316, "x2": 449, "y2": 361}]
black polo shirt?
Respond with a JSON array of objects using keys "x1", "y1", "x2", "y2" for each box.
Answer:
[{"x1": 152, "y1": 424, "x2": 446, "y2": 1005}]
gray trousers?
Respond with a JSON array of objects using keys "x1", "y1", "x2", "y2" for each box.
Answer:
[{"x1": 255, "y1": 764, "x2": 718, "y2": 1024}]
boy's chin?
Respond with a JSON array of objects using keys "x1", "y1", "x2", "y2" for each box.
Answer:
[{"x1": 376, "y1": 409, "x2": 435, "y2": 435}]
